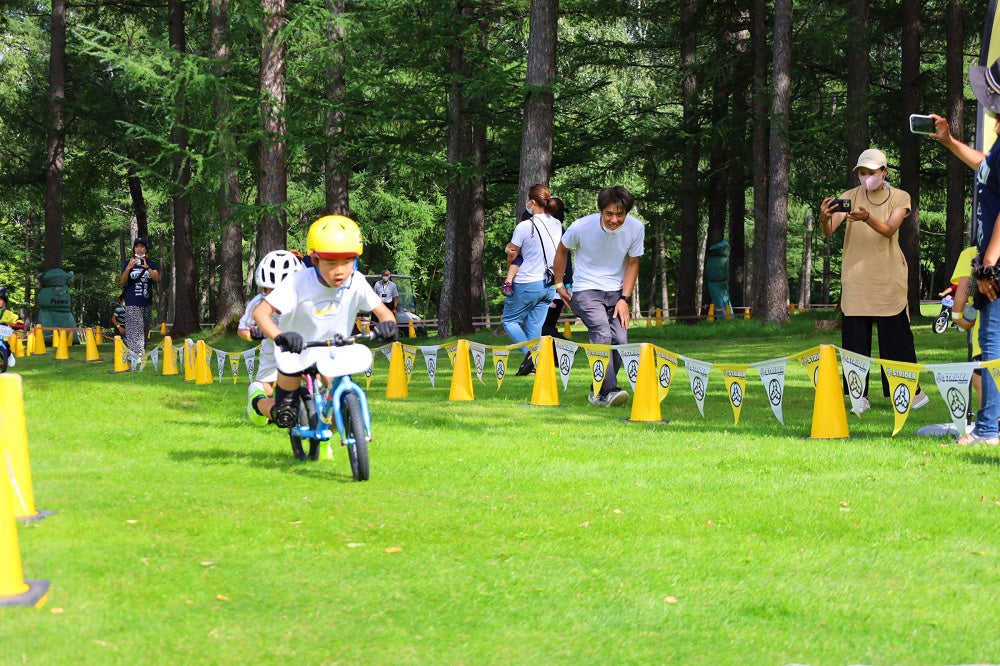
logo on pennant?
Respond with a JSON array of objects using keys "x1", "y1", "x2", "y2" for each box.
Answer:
[{"x1": 878, "y1": 358, "x2": 923, "y2": 436}]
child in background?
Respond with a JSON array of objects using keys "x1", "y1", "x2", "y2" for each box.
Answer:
[
  {"x1": 944, "y1": 246, "x2": 983, "y2": 408},
  {"x1": 112, "y1": 293, "x2": 127, "y2": 338},
  {"x1": 248, "y1": 216, "x2": 398, "y2": 440},
  {"x1": 241, "y1": 250, "x2": 303, "y2": 425},
  {"x1": 0, "y1": 287, "x2": 25, "y2": 372}
]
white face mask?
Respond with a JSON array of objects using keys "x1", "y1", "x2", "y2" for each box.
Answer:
[
  {"x1": 860, "y1": 172, "x2": 885, "y2": 191},
  {"x1": 382, "y1": 276, "x2": 390, "y2": 283},
  {"x1": 525, "y1": 202, "x2": 533, "y2": 214}
]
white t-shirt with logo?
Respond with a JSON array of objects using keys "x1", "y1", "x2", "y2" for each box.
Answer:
[
  {"x1": 560, "y1": 213, "x2": 645, "y2": 292},
  {"x1": 239, "y1": 292, "x2": 277, "y2": 358},
  {"x1": 509, "y1": 213, "x2": 564, "y2": 283},
  {"x1": 265, "y1": 268, "x2": 382, "y2": 342}
]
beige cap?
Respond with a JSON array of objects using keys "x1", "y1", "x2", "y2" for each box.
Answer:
[{"x1": 854, "y1": 148, "x2": 887, "y2": 171}]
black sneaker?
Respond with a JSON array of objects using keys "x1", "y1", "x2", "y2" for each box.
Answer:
[{"x1": 515, "y1": 355, "x2": 535, "y2": 376}]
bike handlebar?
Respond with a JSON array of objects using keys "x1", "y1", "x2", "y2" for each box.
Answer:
[{"x1": 304, "y1": 331, "x2": 377, "y2": 348}]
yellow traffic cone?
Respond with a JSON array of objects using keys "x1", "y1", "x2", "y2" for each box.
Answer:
[
  {"x1": 362, "y1": 319, "x2": 370, "y2": 335},
  {"x1": 707, "y1": 304, "x2": 716, "y2": 322},
  {"x1": 656, "y1": 308, "x2": 663, "y2": 326},
  {"x1": 95, "y1": 327, "x2": 104, "y2": 345},
  {"x1": 529, "y1": 336, "x2": 559, "y2": 407},
  {"x1": 386, "y1": 342, "x2": 409, "y2": 399},
  {"x1": 408, "y1": 320, "x2": 416, "y2": 339},
  {"x1": 725, "y1": 304, "x2": 733, "y2": 320},
  {"x1": 809, "y1": 344, "x2": 850, "y2": 439},
  {"x1": 161, "y1": 336, "x2": 178, "y2": 376},
  {"x1": 33, "y1": 327, "x2": 45, "y2": 355},
  {"x1": 0, "y1": 465, "x2": 49, "y2": 607},
  {"x1": 54, "y1": 329, "x2": 69, "y2": 360},
  {"x1": 0, "y1": 373, "x2": 53, "y2": 523},
  {"x1": 84, "y1": 328, "x2": 101, "y2": 362},
  {"x1": 629, "y1": 344, "x2": 664, "y2": 422},
  {"x1": 744, "y1": 307, "x2": 751, "y2": 320},
  {"x1": 66, "y1": 328, "x2": 75, "y2": 346},
  {"x1": 160, "y1": 322, "x2": 167, "y2": 335},
  {"x1": 10, "y1": 333, "x2": 23, "y2": 358},
  {"x1": 448, "y1": 339, "x2": 475, "y2": 401},
  {"x1": 563, "y1": 319, "x2": 573, "y2": 339},
  {"x1": 195, "y1": 340, "x2": 213, "y2": 384},
  {"x1": 112, "y1": 336, "x2": 130, "y2": 373},
  {"x1": 184, "y1": 340, "x2": 196, "y2": 381}
]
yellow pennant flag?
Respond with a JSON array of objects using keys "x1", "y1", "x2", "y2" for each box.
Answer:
[
  {"x1": 491, "y1": 346, "x2": 511, "y2": 390},
  {"x1": 877, "y1": 358, "x2": 924, "y2": 436},
  {"x1": 401, "y1": 345, "x2": 417, "y2": 386},
  {"x1": 445, "y1": 342, "x2": 459, "y2": 367},
  {"x1": 717, "y1": 364, "x2": 749, "y2": 425},
  {"x1": 582, "y1": 344, "x2": 614, "y2": 397},
  {"x1": 653, "y1": 346, "x2": 679, "y2": 403},
  {"x1": 229, "y1": 353, "x2": 240, "y2": 384},
  {"x1": 982, "y1": 358, "x2": 1000, "y2": 395},
  {"x1": 364, "y1": 357, "x2": 374, "y2": 390},
  {"x1": 790, "y1": 346, "x2": 822, "y2": 387}
]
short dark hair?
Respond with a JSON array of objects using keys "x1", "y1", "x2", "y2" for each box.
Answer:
[{"x1": 597, "y1": 186, "x2": 634, "y2": 214}]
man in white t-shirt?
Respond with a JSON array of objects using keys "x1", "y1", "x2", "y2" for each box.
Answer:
[
  {"x1": 374, "y1": 271, "x2": 399, "y2": 312},
  {"x1": 553, "y1": 186, "x2": 644, "y2": 407}
]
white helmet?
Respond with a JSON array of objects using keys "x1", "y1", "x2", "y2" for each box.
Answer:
[{"x1": 255, "y1": 250, "x2": 303, "y2": 289}]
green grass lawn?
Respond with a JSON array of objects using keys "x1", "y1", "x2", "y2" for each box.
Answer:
[{"x1": 3, "y1": 313, "x2": 999, "y2": 665}]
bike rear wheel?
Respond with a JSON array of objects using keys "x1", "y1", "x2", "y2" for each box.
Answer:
[
  {"x1": 342, "y1": 392, "x2": 370, "y2": 481},
  {"x1": 289, "y1": 388, "x2": 321, "y2": 461}
]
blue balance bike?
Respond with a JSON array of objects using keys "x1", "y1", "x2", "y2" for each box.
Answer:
[{"x1": 283, "y1": 332, "x2": 379, "y2": 481}]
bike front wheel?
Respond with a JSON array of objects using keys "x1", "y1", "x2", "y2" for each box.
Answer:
[
  {"x1": 932, "y1": 311, "x2": 949, "y2": 334},
  {"x1": 341, "y1": 392, "x2": 370, "y2": 481},
  {"x1": 289, "y1": 388, "x2": 321, "y2": 461}
]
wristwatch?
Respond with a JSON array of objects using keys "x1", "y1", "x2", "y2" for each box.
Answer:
[{"x1": 619, "y1": 295, "x2": 630, "y2": 302}]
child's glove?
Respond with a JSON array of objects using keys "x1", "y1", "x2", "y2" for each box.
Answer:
[
  {"x1": 274, "y1": 332, "x2": 304, "y2": 353},
  {"x1": 249, "y1": 326, "x2": 266, "y2": 341},
  {"x1": 373, "y1": 320, "x2": 398, "y2": 342}
]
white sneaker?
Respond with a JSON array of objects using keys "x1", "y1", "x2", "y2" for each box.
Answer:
[
  {"x1": 605, "y1": 389, "x2": 629, "y2": 407},
  {"x1": 912, "y1": 390, "x2": 930, "y2": 411},
  {"x1": 587, "y1": 390, "x2": 607, "y2": 407}
]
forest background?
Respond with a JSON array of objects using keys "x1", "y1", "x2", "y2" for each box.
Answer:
[{"x1": 0, "y1": 0, "x2": 984, "y2": 337}]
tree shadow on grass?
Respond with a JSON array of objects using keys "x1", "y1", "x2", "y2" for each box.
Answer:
[{"x1": 168, "y1": 448, "x2": 358, "y2": 483}]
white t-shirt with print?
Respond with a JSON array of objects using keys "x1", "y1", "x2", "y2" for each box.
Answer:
[
  {"x1": 560, "y1": 213, "x2": 645, "y2": 292},
  {"x1": 509, "y1": 213, "x2": 564, "y2": 283},
  {"x1": 265, "y1": 268, "x2": 383, "y2": 374}
]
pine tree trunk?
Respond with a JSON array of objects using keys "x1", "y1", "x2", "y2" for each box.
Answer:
[
  {"x1": 44, "y1": 0, "x2": 65, "y2": 271},
  {"x1": 944, "y1": 0, "x2": 966, "y2": 268},
  {"x1": 676, "y1": 0, "x2": 700, "y2": 322},
  {"x1": 750, "y1": 0, "x2": 769, "y2": 316},
  {"x1": 212, "y1": 0, "x2": 245, "y2": 324},
  {"x1": 258, "y1": 0, "x2": 288, "y2": 255},
  {"x1": 169, "y1": 0, "x2": 199, "y2": 335},
  {"x1": 898, "y1": 0, "x2": 921, "y2": 312},
  {"x1": 516, "y1": 0, "x2": 557, "y2": 219},
  {"x1": 799, "y1": 209, "x2": 812, "y2": 308},
  {"x1": 325, "y1": 0, "x2": 350, "y2": 216},
  {"x1": 845, "y1": 0, "x2": 870, "y2": 186},
  {"x1": 761, "y1": 0, "x2": 791, "y2": 322}
]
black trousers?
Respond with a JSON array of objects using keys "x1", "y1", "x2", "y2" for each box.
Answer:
[{"x1": 841, "y1": 308, "x2": 918, "y2": 397}]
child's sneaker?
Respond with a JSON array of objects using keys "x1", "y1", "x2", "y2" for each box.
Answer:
[
  {"x1": 501, "y1": 281, "x2": 514, "y2": 297},
  {"x1": 246, "y1": 382, "x2": 268, "y2": 426}
]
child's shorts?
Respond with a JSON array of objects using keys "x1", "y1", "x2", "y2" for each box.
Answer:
[{"x1": 257, "y1": 352, "x2": 278, "y2": 384}]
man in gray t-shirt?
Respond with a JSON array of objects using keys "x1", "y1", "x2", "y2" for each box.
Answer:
[{"x1": 553, "y1": 186, "x2": 645, "y2": 407}]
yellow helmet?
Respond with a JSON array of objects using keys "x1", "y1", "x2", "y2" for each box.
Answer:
[{"x1": 306, "y1": 215, "x2": 363, "y2": 260}]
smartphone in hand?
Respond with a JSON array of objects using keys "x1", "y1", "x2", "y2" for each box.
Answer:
[
  {"x1": 829, "y1": 198, "x2": 852, "y2": 214},
  {"x1": 909, "y1": 114, "x2": 936, "y2": 135}
]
